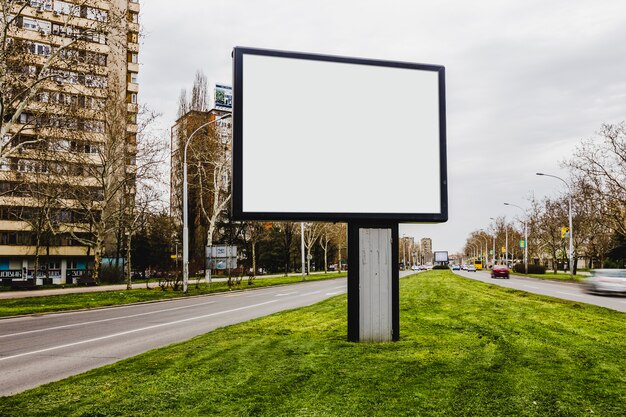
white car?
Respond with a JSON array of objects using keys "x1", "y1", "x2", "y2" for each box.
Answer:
[{"x1": 582, "y1": 269, "x2": 626, "y2": 295}]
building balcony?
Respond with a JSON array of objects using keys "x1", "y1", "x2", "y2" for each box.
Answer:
[
  {"x1": 0, "y1": 245, "x2": 90, "y2": 257},
  {"x1": 127, "y1": 82, "x2": 139, "y2": 93}
]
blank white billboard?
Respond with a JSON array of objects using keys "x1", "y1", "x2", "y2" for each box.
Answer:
[
  {"x1": 232, "y1": 47, "x2": 447, "y2": 222},
  {"x1": 434, "y1": 251, "x2": 449, "y2": 262}
]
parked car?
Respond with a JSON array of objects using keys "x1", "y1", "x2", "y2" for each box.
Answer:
[
  {"x1": 411, "y1": 265, "x2": 419, "y2": 271},
  {"x1": 451, "y1": 264, "x2": 460, "y2": 271},
  {"x1": 467, "y1": 265, "x2": 477, "y2": 272},
  {"x1": 491, "y1": 265, "x2": 509, "y2": 279},
  {"x1": 582, "y1": 269, "x2": 626, "y2": 295}
]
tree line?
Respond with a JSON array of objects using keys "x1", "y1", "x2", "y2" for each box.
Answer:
[{"x1": 464, "y1": 122, "x2": 626, "y2": 271}]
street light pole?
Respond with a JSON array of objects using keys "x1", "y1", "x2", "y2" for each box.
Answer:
[
  {"x1": 489, "y1": 217, "x2": 497, "y2": 265},
  {"x1": 504, "y1": 203, "x2": 528, "y2": 274},
  {"x1": 182, "y1": 113, "x2": 232, "y2": 293},
  {"x1": 537, "y1": 173, "x2": 574, "y2": 279},
  {"x1": 505, "y1": 218, "x2": 509, "y2": 267},
  {"x1": 479, "y1": 230, "x2": 488, "y2": 268},
  {"x1": 301, "y1": 222, "x2": 306, "y2": 281}
]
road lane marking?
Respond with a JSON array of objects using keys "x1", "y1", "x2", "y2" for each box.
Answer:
[
  {"x1": 326, "y1": 291, "x2": 342, "y2": 296},
  {"x1": 0, "y1": 301, "x2": 217, "y2": 339},
  {"x1": 556, "y1": 291, "x2": 583, "y2": 298},
  {"x1": 0, "y1": 300, "x2": 279, "y2": 362},
  {"x1": 520, "y1": 285, "x2": 541, "y2": 289},
  {"x1": 275, "y1": 292, "x2": 298, "y2": 297},
  {"x1": 298, "y1": 291, "x2": 322, "y2": 297}
]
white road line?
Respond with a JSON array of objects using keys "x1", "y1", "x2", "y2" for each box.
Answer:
[
  {"x1": 521, "y1": 285, "x2": 541, "y2": 289},
  {"x1": 0, "y1": 300, "x2": 278, "y2": 362},
  {"x1": 275, "y1": 292, "x2": 298, "y2": 297},
  {"x1": 0, "y1": 301, "x2": 216, "y2": 339},
  {"x1": 298, "y1": 290, "x2": 322, "y2": 297},
  {"x1": 325, "y1": 291, "x2": 342, "y2": 296},
  {"x1": 556, "y1": 291, "x2": 583, "y2": 298}
]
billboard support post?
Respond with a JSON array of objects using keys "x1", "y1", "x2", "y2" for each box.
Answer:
[{"x1": 348, "y1": 222, "x2": 399, "y2": 342}]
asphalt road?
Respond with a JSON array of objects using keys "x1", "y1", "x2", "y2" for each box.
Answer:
[
  {"x1": 0, "y1": 278, "x2": 346, "y2": 396},
  {"x1": 454, "y1": 269, "x2": 626, "y2": 312}
]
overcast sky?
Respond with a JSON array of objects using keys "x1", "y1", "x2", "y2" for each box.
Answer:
[{"x1": 139, "y1": 0, "x2": 626, "y2": 253}]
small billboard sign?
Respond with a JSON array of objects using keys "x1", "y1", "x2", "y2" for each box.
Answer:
[
  {"x1": 215, "y1": 84, "x2": 232, "y2": 109},
  {"x1": 434, "y1": 251, "x2": 449, "y2": 263}
]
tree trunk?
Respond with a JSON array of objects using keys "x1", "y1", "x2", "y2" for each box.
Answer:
[
  {"x1": 93, "y1": 237, "x2": 104, "y2": 284},
  {"x1": 252, "y1": 239, "x2": 257, "y2": 276},
  {"x1": 126, "y1": 234, "x2": 132, "y2": 290},
  {"x1": 306, "y1": 248, "x2": 311, "y2": 276}
]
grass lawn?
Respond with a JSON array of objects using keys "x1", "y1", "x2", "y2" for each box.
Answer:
[
  {"x1": 0, "y1": 272, "x2": 346, "y2": 318},
  {"x1": 514, "y1": 271, "x2": 586, "y2": 282},
  {"x1": 1, "y1": 270, "x2": 626, "y2": 416}
]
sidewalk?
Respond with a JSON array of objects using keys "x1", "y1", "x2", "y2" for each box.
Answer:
[{"x1": 0, "y1": 271, "x2": 345, "y2": 300}]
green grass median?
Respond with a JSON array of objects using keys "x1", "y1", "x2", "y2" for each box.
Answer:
[
  {"x1": 0, "y1": 273, "x2": 346, "y2": 318},
  {"x1": 1, "y1": 269, "x2": 625, "y2": 416},
  {"x1": 513, "y1": 272, "x2": 586, "y2": 281}
]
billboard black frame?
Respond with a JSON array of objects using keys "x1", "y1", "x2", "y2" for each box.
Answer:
[{"x1": 232, "y1": 46, "x2": 448, "y2": 223}]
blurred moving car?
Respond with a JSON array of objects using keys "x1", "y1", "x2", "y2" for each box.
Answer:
[
  {"x1": 411, "y1": 265, "x2": 419, "y2": 271},
  {"x1": 491, "y1": 265, "x2": 509, "y2": 279},
  {"x1": 467, "y1": 265, "x2": 477, "y2": 272},
  {"x1": 451, "y1": 264, "x2": 460, "y2": 271},
  {"x1": 582, "y1": 269, "x2": 626, "y2": 295}
]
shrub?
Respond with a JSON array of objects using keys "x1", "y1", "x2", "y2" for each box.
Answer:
[
  {"x1": 513, "y1": 263, "x2": 546, "y2": 274},
  {"x1": 433, "y1": 265, "x2": 449, "y2": 270}
]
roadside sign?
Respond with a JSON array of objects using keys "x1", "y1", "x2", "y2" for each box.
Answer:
[
  {"x1": 519, "y1": 240, "x2": 525, "y2": 248},
  {"x1": 170, "y1": 254, "x2": 177, "y2": 259}
]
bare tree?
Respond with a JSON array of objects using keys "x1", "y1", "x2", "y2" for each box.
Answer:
[
  {"x1": 303, "y1": 222, "x2": 322, "y2": 275},
  {"x1": 565, "y1": 122, "x2": 626, "y2": 239},
  {"x1": 122, "y1": 107, "x2": 166, "y2": 289},
  {"x1": 0, "y1": 0, "x2": 113, "y2": 158},
  {"x1": 318, "y1": 224, "x2": 331, "y2": 273}
]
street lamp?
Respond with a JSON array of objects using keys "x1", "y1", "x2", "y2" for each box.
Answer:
[
  {"x1": 489, "y1": 218, "x2": 497, "y2": 265},
  {"x1": 467, "y1": 243, "x2": 478, "y2": 261},
  {"x1": 536, "y1": 172, "x2": 574, "y2": 280},
  {"x1": 182, "y1": 113, "x2": 232, "y2": 293},
  {"x1": 504, "y1": 203, "x2": 528, "y2": 274},
  {"x1": 478, "y1": 230, "x2": 489, "y2": 268}
]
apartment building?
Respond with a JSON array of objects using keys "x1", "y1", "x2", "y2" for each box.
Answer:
[
  {"x1": 0, "y1": 0, "x2": 140, "y2": 285},
  {"x1": 170, "y1": 107, "x2": 232, "y2": 270},
  {"x1": 420, "y1": 237, "x2": 433, "y2": 264}
]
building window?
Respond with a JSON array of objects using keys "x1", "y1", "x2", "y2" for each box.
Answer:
[
  {"x1": 30, "y1": 0, "x2": 52, "y2": 11},
  {"x1": 53, "y1": 1, "x2": 80, "y2": 16},
  {"x1": 28, "y1": 42, "x2": 51, "y2": 56},
  {"x1": 128, "y1": 52, "x2": 138, "y2": 64}
]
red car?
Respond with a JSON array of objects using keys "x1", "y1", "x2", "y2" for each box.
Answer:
[{"x1": 491, "y1": 265, "x2": 509, "y2": 279}]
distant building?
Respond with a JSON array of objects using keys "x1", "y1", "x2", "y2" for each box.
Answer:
[
  {"x1": 420, "y1": 238, "x2": 433, "y2": 264},
  {"x1": 170, "y1": 108, "x2": 232, "y2": 270}
]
